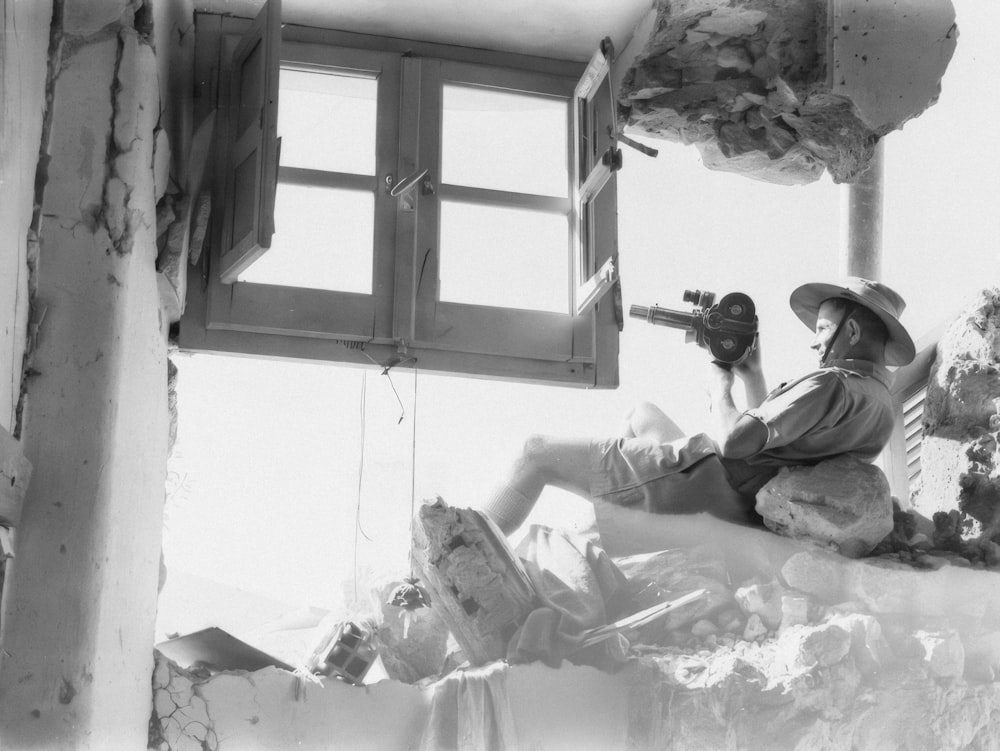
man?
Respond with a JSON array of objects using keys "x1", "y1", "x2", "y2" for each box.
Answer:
[{"x1": 481, "y1": 277, "x2": 916, "y2": 535}]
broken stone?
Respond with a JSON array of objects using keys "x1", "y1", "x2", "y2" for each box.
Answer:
[
  {"x1": 743, "y1": 613, "x2": 768, "y2": 642},
  {"x1": 755, "y1": 455, "x2": 894, "y2": 558},
  {"x1": 617, "y1": 0, "x2": 956, "y2": 184},
  {"x1": 827, "y1": 613, "x2": 893, "y2": 677},
  {"x1": 778, "y1": 594, "x2": 810, "y2": 633},
  {"x1": 369, "y1": 577, "x2": 449, "y2": 684},
  {"x1": 410, "y1": 499, "x2": 535, "y2": 666},
  {"x1": 780, "y1": 550, "x2": 849, "y2": 604},
  {"x1": 915, "y1": 288, "x2": 1000, "y2": 541},
  {"x1": 733, "y1": 579, "x2": 785, "y2": 630},
  {"x1": 776, "y1": 623, "x2": 852, "y2": 671}
]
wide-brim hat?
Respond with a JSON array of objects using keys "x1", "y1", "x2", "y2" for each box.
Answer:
[{"x1": 789, "y1": 277, "x2": 916, "y2": 366}]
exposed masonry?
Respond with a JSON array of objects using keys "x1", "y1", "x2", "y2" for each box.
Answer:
[{"x1": 150, "y1": 659, "x2": 220, "y2": 751}]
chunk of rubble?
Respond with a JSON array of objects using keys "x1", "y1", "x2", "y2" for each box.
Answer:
[
  {"x1": 755, "y1": 455, "x2": 894, "y2": 557},
  {"x1": 617, "y1": 0, "x2": 957, "y2": 184},
  {"x1": 915, "y1": 287, "x2": 1000, "y2": 542}
]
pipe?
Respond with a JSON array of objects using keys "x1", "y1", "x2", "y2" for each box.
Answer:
[{"x1": 840, "y1": 139, "x2": 885, "y2": 280}]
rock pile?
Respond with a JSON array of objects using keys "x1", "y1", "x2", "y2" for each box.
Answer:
[
  {"x1": 618, "y1": 541, "x2": 1000, "y2": 749},
  {"x1": 916, "y1": 287, "x2": 1000, "y2": 547}
]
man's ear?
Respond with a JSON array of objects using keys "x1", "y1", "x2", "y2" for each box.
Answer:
[{"x1": 847, "y1": 318, "x2": 862, "y2": 345}]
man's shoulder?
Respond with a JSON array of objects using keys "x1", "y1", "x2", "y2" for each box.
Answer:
[{"x1": 822, "y1": 359, "x2": 892, "y2": 389}]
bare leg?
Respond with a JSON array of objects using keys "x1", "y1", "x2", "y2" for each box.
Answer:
[
  {"x1": 620, "y1": 402, "x2": 684, "y2": 443},
  {"x1": 482, "y1": 435, "x2": 594, "y2": 534}
]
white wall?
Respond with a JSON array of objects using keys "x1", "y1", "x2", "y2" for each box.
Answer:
[{"x1": 0, "y1": 0, "x2": 52, "y2": 434}]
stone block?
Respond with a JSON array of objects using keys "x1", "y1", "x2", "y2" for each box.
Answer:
[
  {"x1": 755, "y1": 456, "x2": 894, "y2": 557},
  {"x1": 827, "y1": 613, "x2": 893, "y2": 677},
  {"x1": 776, "y1": 623, "x2": 852, "y2": 671},
  {"x1": 780, "y1": 550, "x2": 849, "y2": 603},
  {"x1": 733, "y1": 579, "x2": 785, "y2": 630},
  {"x1": 742, "y1": 613, "x2": 768, "y2": 641},
  {"x1": 778, "y1": 594, "x2": 810, "y2": 633}
]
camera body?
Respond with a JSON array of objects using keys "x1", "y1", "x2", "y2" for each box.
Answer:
[{"x1": 630, "y1": 289, "x2": 758, "y2": 365}]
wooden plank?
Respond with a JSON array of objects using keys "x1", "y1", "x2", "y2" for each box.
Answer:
[{"x1": 0, "y1": 425, "x2": 32, "y2": 527}]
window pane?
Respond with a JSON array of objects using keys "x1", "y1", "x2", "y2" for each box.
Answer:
[
  {"x1": 277, "y1": 67, "x2": 377, "y2": 175},
  {"x1": 238, "y1": 183, "x2": 374, "y2": 294},
  {"x1": 439, "y1": 201, "x2": 568, "y2": 313},
  {"x1": 441, "y1": 84, "x2": 568, "y2": 197}
]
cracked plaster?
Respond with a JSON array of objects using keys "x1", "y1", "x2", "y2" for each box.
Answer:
[{"x1": 0, "y1": 0, "x2": 168, "y2": 745}]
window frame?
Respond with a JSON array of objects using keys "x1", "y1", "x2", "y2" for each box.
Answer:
[{"x1": 181, "y1": 6, "x2": 621, "y2": 388}]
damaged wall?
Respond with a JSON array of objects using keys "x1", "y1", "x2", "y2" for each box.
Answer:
[
  {"x1": 0, "y1": 0, "x2": 51, "y2": 435},
  {"x1": 151, "y1": 512, "x2": 1000, "y2": 751},
  {"x1": 150, "y1": 659, "x2": 629, "y2": 751},
  {"x1": 616, "y1": 0, "x2": 957, "y2": 184},
  {"x1": 0, "y1": 0, "x2": 173, "y2": 747},
  {"x1": 915, "y1": 288, "x2": 1000, "y2": 537}
]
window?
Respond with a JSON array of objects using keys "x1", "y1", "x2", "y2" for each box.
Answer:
[{"x1": 181, "y1": 0, "x2": 621, "y2": 388}]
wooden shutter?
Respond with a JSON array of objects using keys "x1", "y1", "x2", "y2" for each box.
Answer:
[
  {"x1": 572, "y1": 38, "x2": 621, "y2": 317},
  {"x1": 218, "y1": 0, "x2": 281, "y2": 283}
]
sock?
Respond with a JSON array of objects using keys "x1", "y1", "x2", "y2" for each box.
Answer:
[{"x1": 481, "y1": 483, "x2": 536, "y2": 535}]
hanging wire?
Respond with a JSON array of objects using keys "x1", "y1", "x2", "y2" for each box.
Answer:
[
  {"x1": 410, "y1": 366, "x2": 418, "y2": 537},
  {"x1": 353, "y1": 369, "x2": 373, "y2": 603}
]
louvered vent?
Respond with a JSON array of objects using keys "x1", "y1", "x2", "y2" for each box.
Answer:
[{"x1": 903, "y1": 385, "x2": 927, "y2": 487}]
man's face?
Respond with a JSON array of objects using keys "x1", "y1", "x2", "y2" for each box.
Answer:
[{"x1": 811, "y1": 300, "x2": 845, "y2": 365}]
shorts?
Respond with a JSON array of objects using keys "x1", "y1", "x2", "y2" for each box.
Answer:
[{"x1": 588, "y1": 433, "x2": 764, "y2": 526}]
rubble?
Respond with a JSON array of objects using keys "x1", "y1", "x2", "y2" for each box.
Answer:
[
  {"x1": 915, "y1": 287, "x2": 1000, "y2": 543},
  {"x1": 150, "y1": 292, "x2": 1000, "y2": 749},
  {"x1": 617, "y1": 0, "x2": 957, "y2": 184},
  {"x1": 755, "y1": 455, "x2": 894, "y2": 557}
]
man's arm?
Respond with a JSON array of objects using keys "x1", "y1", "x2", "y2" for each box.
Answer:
[
  {"x1": 708, "y1": 363, "x2": 768, "y2": 459},
  {"x1": 734, "y1": 336, "x2": 767, "y2": 409}
]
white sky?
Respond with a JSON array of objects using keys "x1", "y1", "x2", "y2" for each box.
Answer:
[{"x1": 157, "y1": 1, "x2": 1000, "y2": 644}]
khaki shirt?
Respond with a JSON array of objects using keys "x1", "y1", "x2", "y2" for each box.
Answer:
[{"x1": 744, "y1": 358, "x2": 895, "y2": 466}]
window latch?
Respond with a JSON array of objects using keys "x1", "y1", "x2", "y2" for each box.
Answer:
[{"x1": 389, "y1": 168, "x2": 432, "y2": 199}]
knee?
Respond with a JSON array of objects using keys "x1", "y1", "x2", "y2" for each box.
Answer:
[
  {"x1": 631, "y1": 401, "x2": 663, "y2": 418},
  {"x1": 514, "y1": 433, "x2": 561, "y2": 480},
  {"x1": 519, "y1": 433, "x2": 550, "y2": 466}
]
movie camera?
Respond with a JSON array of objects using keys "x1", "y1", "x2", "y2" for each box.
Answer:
[{"x1": 629, "y1": 289, "x2": 758, "y2": 365}]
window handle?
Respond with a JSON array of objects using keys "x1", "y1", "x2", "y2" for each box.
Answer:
[{"x1": 389, "y1": 168, "x2": 430, "y2": 199}]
